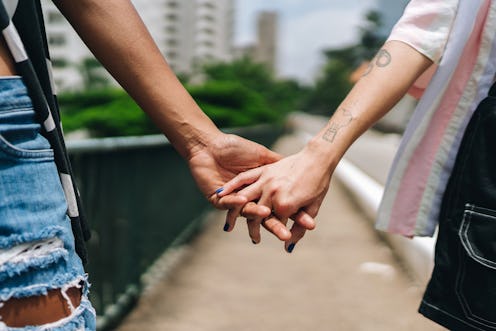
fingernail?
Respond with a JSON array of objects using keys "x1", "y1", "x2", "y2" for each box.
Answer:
[
  {"x1": 223, "y1": 223, "x2": 229, "y2": 232},
  {"x1": 215, "y1": 187, "x2": 224, "y2": 194},
  {"x1": 287, "y1": 243, "x2": 296, "y2": 253},
  {"x1": 252, "y1": 239, "x2": 258, "y2": 245}
]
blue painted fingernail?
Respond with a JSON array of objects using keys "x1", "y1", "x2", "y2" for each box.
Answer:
[
  {"x1": 287, "y1": 243, "x2": 296, "y2": 253},
  {"x1": 215, "y1": 187, "x2": 224, "y2": 194},
  {"x1": 223, "y1": 223, "x2": 229, "y2": 232},
  {"x1": 252, "y1": 239, "x2": 257, "y2": 245}
]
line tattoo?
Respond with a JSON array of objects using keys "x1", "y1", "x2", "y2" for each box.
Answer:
[
  {"x1": 361, "y1": 48, "x2": 392, "y2": 77},
  {"x1": 362, "y1": 61, "x2": 374, "y2": 77},
  {"x1": 322, "y1": 108, "x2": 355, "y2": 143}
]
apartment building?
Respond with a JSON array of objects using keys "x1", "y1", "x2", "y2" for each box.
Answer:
[
  {"x1": 253, "y1": 11, "x2": 277, "y2": 74},
  {"x1": 233, "y1": 11, "x2": 278, "y2": 75},
  {"x1": 40, "y1": 0, "x2": 234, "y2": 91}
]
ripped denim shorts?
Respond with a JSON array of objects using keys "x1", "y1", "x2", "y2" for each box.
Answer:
[{"x1": 0, "y1": 78, "x2": 96, "y2": 330}]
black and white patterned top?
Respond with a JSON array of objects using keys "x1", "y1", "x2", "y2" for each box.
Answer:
[{"x1": 0, "y1": 0, "x2": 90, "y2": 264}]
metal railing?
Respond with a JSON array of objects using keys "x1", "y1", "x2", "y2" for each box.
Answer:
[{"x1": 67, "y1": 125, "x2": 283, "y2": 330}]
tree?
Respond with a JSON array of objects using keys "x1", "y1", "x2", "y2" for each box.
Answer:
[
  {"x1": 203, "y1": 57, "x2": 309, "y2": 116},
  {"x1": 302, "y1": 10, "x2": 386, "y2": 114}
]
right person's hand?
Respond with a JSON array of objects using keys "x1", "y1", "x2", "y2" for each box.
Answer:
[{"x1": 218, "y1": 144, "x2": 333, "y2": 252}]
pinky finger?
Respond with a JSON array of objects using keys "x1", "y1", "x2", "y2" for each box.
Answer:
[
  {"x1": 285, "y1": 222, "x2": 307, "y2": 253},
  {"x1": 223, "y1": 207, "x2": 242, "y2": 232}
]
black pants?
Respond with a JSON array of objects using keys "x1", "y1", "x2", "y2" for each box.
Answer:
[{"x1": 419, "y1": 88, "x2": 496, "y2": 330}]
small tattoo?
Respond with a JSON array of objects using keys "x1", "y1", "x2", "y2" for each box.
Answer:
[
  {"x1": 322, "y1": 108, "x2": 355, "y2": 143},
  {"x1": 362, "y1": 49, "x2": 392, "y2": 77},
  {"x1": 375, "y1": 49, "x2": 391, "y2": 67}
]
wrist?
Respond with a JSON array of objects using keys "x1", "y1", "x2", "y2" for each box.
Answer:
[
  {"x1": 179, "y1": 123, "x2": 222, "y2": 161},
  {"x1": 303, "y1": 135, "x2": 342, "y2": 173}
]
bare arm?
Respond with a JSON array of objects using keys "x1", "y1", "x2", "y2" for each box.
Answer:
[
  {"x1": 53, "y1": 0, "x2": 216, "y2": 160},
  {"x1": 219, "y1": 40, "x2": 433, "y2": 250},
  {"x1": 307, "y1": 41, "x2": 432, "y2": 169}
]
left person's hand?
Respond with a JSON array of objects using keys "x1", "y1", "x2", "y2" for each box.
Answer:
[
  {"x1": 189, "y1": 132, "x2": 317, "y2": 244},
  {"x1": 187, "y1": 132, "x2": 282, "y2": 221}
]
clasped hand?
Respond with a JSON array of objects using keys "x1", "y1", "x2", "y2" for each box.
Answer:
[{"x1": 217, "y1": 146, "x2": 334, "y2": 252}]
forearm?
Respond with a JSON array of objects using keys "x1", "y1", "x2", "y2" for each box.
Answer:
[
  {"x1": 305, "y1": 40, "x2": 433, "y2": 171},
  {"x1": 53, "y1": 0, "x2": 219, "y2": 159}
]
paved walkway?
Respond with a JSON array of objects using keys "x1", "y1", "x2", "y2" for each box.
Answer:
[{"x1": 117, "y1": 134, "x2": 444, "y2": 331}]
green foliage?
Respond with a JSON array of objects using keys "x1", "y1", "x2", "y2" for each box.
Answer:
[
  {"x1": 60, "y1": 89, "x2": 159, "y2": 137},
  {"x1": 188, "y1": 81, "x2": 278, "y2": 127},
  {"x1": 302, "y1": 10, "x2": 386, "y2": 114},
  {"x1": 303, "y1": 50, "x2": 354, "y2": 114},
  {"x1": 203, "y1": 58, "x2": 310, "y2": 115},
  {"x1": 61, "y1": 57, "x2": 309, "y2": 137}
]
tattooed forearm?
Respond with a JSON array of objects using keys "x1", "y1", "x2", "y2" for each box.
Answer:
[
  {"x1": 361, "y1": 48, "x2": 392, "y2": 77},
  {"x1": 322, "y1": 108, "x2": 355, "y2": 143}
]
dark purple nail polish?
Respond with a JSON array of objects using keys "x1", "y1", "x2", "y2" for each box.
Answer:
[
  {"x1": 252, "y1": 239, "x2": 257, "y2": 245},
  {"x1": 215, "y1": 187, "x2": 224, "y2": 194},
  {"x1": 287, "y1": 243, "x2": 296, "y2": 253},
  {"x1": 223, "y1": 223, "x2": 229, "y2": 232}
]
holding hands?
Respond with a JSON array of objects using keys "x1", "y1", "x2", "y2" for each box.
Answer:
[
  {"x1": 190, "y1": 41, "x2": 433, "y2": 253},
  {"x1": 217, "y1": 142, "x2": 335, "y2": 252}
]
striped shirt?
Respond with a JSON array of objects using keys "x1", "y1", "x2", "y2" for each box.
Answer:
[
  {"x1": 376, "y1": 0, "x2": 496, "y2": 237},
  {"x1": 0, "y1": 0, "x2": 90, "y2": 263}
]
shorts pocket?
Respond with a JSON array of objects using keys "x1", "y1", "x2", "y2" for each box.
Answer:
[
  {"x1": 0, "y1": 110, "x2": 54, "y2": 160},
  {"x1": 456, "y1": 203, "x2": 496, "y2": 328}
]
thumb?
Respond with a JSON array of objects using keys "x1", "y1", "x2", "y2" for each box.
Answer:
[{"x1": 259, "y1": 145, "x2": 282, "y2": 164}]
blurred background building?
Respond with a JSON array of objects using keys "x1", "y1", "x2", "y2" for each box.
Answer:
[
  {"x1": 232, "y1": 10, "x2": 278, "y2": 74},
  {"x1": 41, "y1": 0, "x2": 235, "y2": 91},
  {"x1": 254, "y1": 11, "x2": 278, "y2": 74}
]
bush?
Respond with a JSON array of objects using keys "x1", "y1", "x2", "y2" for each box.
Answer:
[
  {"x1": 60, "y1": 90, "x2": 159, "y2": 137},
  {"x1": 188, "y1": 81, "x2": 279, "y2": 127}
]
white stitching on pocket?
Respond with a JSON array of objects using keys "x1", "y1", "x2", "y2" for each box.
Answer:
[
  {"x1": 459, "y1": 210, "x2": 496, "y2": 269},
  {"x1": 456, "y1": 205, "x2": 496, "y2": 328},
  {"x1": 0, "y1": 133, "x2": 53, "y2": 159}
]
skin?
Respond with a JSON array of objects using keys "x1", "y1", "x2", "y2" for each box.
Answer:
[
  {"x1": 0, "y1": 0, "x2": 315, "y2": 325},
  {"x1": 219, "y1": 40, "x2": 434, "y2": 252}
]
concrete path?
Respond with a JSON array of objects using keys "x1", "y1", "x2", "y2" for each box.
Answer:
[{"x1": 117, "y1": 134, "x2": 444, "y2": 331}]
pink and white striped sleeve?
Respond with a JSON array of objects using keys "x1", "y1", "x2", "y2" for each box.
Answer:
[{"x1": 387, "y1": 0, "x2": 460, "y2": 63}]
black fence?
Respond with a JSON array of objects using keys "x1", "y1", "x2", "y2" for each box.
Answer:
[{"x1": 67, "y1": 125, "x2": 283, "y2": 330}]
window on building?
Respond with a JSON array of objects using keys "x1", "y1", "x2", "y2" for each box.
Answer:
[
  {"x1": 165, "y1": 25, "x2": 177, "y2": 34},
  {"x1": 201, "y1": 14, "x2": 214, "y2": 22},
  {"x1": 200, "y1": 1, "x2": 215, "y2": 9},
  {"x1": 48, "y1": 12, "x2": 64, "y2": 23},
  {"x1": 51, "y1": 58, "x2": 69, "y2": 68},
  {"x1": 200, "y1": 27, "x2": 214, "y2": 35},
  {"x1": 48, "y1": 34, "x2": 66, "y2": 46},
  {"x1": 167, "y1": 39, "x2": 178, "y2": 47},
  {"x1": 166, "y1": 13, "x2": 178, "y2": 21},
  {"x1": 202, "y1": 40, "x2": 214, "y2": 48},
  {"x1": 166, "y1": 51, "x2": 177, "y2": 60}
]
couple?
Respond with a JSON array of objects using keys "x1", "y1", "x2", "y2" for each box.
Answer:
[{"x1": 0, "y1": 0, "x2": 495, "y2": 330}]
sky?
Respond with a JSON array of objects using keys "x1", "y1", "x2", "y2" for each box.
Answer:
[{"x1": 234, "y1": 0, "x2": 378, "y2": 83}]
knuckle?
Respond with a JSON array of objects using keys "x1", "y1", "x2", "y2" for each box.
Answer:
[{"x1": 274, "y1": 200, "x2": 294, "y2": 217}]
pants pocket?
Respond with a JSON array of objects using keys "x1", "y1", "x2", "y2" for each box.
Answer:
[{"x1": 456, "y1": 203, "x2": 496, "y2": 328}]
